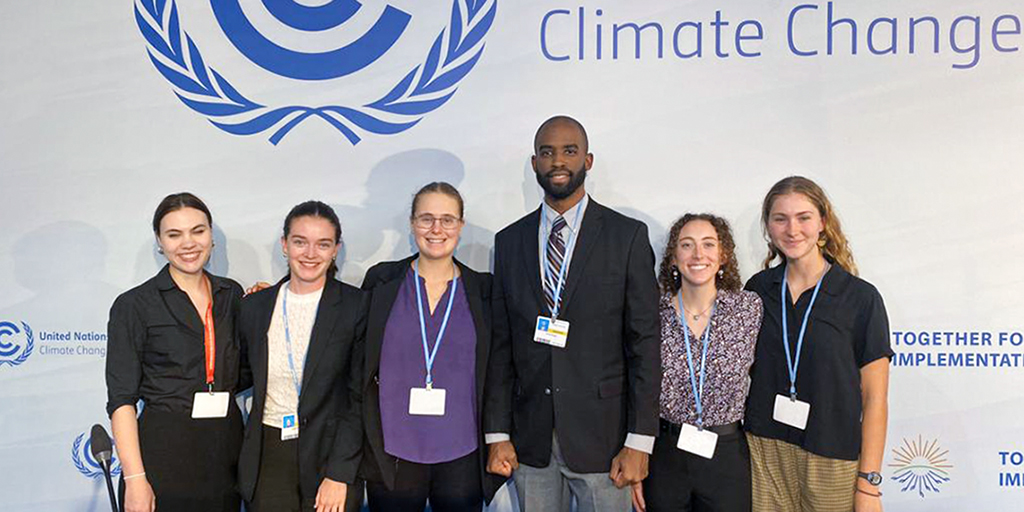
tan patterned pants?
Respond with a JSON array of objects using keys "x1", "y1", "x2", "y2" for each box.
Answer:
[{"x1": 747, "y1": 433, "x2": 858, "y2": 512}]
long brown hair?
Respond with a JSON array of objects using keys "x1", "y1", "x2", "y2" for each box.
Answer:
[
  {"x1": 760, "y1": 176, "x2": 858, "y2": 275},
  {"x1": 657, "y1": 213, "x2": 742, "y2": 293}
]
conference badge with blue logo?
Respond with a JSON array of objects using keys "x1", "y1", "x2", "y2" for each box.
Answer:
[{"x1": 134, "y1": 0, "x2": 498, "y2": 145}]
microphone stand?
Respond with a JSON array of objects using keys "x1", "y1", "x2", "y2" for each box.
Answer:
[{"x1": 100, "y1": 458, "x2": 118, "y2": 512}]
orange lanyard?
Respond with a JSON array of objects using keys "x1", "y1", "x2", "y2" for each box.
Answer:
[{"x1": 202, "y1": 278, "x2": 216, "y2": 391}]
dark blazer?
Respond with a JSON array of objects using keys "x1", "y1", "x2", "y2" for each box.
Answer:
[
  {"x1": 358, "y1": 255, "x2": 506, "y2": 502},
  {"x1": 237, "y1": 277, "x2": 368, "y2": 502},
  {"x1": 484, "y1": 199, "x2": 661, "y2": 473}
]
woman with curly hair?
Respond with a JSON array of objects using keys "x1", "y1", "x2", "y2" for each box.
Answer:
[
  {"x1": 632, "y1": 213, "x2": 762, "y2": 512},
  {"x1": 744, "y1": 176, "x2": 892, "y2": 512}
]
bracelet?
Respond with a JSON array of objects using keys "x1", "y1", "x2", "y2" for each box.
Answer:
[
  {"x1": 124, "y1": 472, "x2": 146, "y2": 481},
  {"x1": 856, "y1": 487, "x2": 882, "y2": 498}
]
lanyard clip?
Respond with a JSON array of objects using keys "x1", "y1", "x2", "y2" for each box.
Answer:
[
  {"x1": 789, "y1": 391, "x2": 797, "y2": 402},
  {"x1": 208, "y1": 383, "x2": 214, "y2": 395},
  {"x1": 696, "y1": 418, "x2": 704, "y2": 432},
  {"x1": 425, "y1": 379, "x2": 433, "y2": 391}
]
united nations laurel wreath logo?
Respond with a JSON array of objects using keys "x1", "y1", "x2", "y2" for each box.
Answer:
[
  {"x1": 0, "y1": 321, "x2": 33, "y2": 368},
  {"x1": 72, "y1": 431, "x2": 123, "y2": 479},
  {"x1": 889, "y1": 435, "x2": 953, "y2": 498},
  {"x1": 134, "y1": 0, "x2": 498, "y2": 145}
]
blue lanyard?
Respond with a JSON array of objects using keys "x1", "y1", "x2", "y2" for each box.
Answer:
[
  {"x1": 780, "y1": 265, "x2": 828, "y2": 399},
  {"x1": 541, "y1": 200, "x2": 585, "y2": 318},
  {"x1": 677, "y1": 290, "x2": 715, "y2": 429},
  {"x1": 414, "y1": 259, "x2": 458, "y2": 388},
  {"x1": 282, "y1": 287, "x2": 317, "y2": 398}
]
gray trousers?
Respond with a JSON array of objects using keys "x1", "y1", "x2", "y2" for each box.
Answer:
[{"x1": 513, "y1": 433, "x2": 631, "y2": 512}]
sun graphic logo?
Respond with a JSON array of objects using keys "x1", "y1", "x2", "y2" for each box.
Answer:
[
  {"x1": 889, "y1": 435, "x2": 953, "y2": 498},
  {"x1": 0, "y1": 321, "x2": 33, "y2": 368}
]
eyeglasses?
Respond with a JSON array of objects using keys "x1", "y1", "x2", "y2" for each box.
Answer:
[{"x1": 413, "y1": 214, "x2": 462, "y2": 230}]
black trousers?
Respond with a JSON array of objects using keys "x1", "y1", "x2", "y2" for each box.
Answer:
[
  {"x1": 118, "y1": 406, "x2": 242, "y2": 512},
  {"x1": 643, "y1": 420, "x2": 752, "y2": 512},
  {"x1": 250, "y1": 426, "x2": 363, "y2": 512},
  {"x1": 365, "y1": 450, "x2": 482, "y2": 512}
]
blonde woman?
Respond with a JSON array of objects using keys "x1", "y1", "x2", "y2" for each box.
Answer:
[{"x1": 744, "y1": 176, "x2": 892, "y2": 512}]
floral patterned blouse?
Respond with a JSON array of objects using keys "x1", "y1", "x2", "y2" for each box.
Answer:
[{"x1": 658, "y1": 289, "x2": 763, "y2": 427}]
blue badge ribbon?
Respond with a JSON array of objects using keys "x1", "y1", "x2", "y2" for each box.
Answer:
[
  {"x1": 677, "y1": 290, "x2": 715, "y2": 429},
  {"x1": 282, "y1": 287, "x2": 318, "y2": 398},
  {"x1": 414, "y1": 259, "x2": 458, "y2": 388},
  {"x1": 541, "y1": 199, "x2": 585, "y2": 319},
  {"x1": 780, "y1": 265, "x2": 829, "y2": 400}
]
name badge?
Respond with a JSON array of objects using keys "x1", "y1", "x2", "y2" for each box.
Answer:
[
  {"x1": 676, "y1": 423, "x2": 718, "y2": 459},
  {"x1": 534, "y1": 316, "x2": 569, "y2": 348},
  {"x1": 281, "y1": 414, "x2": 300, "y2": 440},
  {"x1": 191, "y1": 391, "x2": 229, "y2": 419},
  {"x1": 773, "y1": 394, "x2": 811, "y2": 430},
  {"x1": 409, "y1": 387, "x2": 446, "y2": 416}
]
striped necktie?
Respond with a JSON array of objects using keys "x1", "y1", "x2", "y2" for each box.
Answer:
[{"x1": 544, "y1": 215, "x2": 568, "y2": 312}]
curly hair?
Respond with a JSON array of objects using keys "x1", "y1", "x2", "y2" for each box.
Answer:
[
  {"x1": 759, "y1": 176, "x2": 858, "y2": 276},
  {"x1": 657, "y1": 213, "x2": 742, "y2": 294}
]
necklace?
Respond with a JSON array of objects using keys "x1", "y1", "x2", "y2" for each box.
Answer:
[{"x1": 682, "y1": 302, "x2": 714, "y2": 321}]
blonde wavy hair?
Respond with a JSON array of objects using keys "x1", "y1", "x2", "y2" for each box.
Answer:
[{"x1": 760, "y1": 176, "x2": 858, "y2": 276}]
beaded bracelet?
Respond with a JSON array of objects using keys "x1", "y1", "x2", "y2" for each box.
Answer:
[{"x1": 856, "y1": 487, "x2": 882, "y2": 498}]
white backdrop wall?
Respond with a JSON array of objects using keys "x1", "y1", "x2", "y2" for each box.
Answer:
[{"x1": 1, "y1": 1, "x2": 1023, "y2": 510}]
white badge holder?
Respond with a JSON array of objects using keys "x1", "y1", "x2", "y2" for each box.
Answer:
[
  {"x1": 676, "y1": 423, "x2": 719, "y2": 459},
  {"x1": 281, "y1": 413, "x2": 300, "y2": 440},
  {"x1": 409, "y1": 387, "x2": 447, "y2": 416},
  {"x1": 773, "y1": 394, "x2": 811, "y2": 430},
  {"x1": 534, "y1": 316, "x2": 569, "y2": 348},
  {"x1": 191, "y1": 391, "x2": 229, "y2": 419}
]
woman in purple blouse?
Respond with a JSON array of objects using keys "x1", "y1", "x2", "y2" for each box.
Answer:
[
  {"x1": 358, "y1": 182, "x2": 504, "y2": 512},
  {"x1": 632, "y1": 213, "x2": 763, "y2": 512}
]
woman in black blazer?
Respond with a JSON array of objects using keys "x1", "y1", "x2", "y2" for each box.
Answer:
[
  {"x1": 359, "y1": 182, "x2": 504, "y2": 512},
  {"x1": 237, "y1": 201, "x2": 367, "y2": 512}
]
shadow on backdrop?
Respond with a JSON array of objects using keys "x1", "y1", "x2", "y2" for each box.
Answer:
[
  {"x1": 6, "y1": 221, "x2": 120, "y2": 326},
  {"x1": 333, "y1": 148, "x2": 495, "y2": 285}
]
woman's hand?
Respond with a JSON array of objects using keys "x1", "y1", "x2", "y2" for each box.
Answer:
[
  {"x1": 123, "y1": 477, "x2": 156, "y2": 512},
  {"x1": 314, "y1": 477, "x2": 348, "y2": 512},
  {"x1": 245, "y1": 281, "x2": 271, "y2": 296}
]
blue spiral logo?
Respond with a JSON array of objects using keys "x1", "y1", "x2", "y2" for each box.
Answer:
[
  {"x1": 134, "y1": 0, "x2": 498, "y2": 145},
  {"x1": 0, "y1": 321, "x2": 33, "y2": 368},
  {"x1": 72, "y1": 432, "x2": 123, "y2": 479}
]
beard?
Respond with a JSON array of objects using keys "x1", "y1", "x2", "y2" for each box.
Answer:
[{"x1": 536, "y1": 164, "x2": 588, "y2": 200}]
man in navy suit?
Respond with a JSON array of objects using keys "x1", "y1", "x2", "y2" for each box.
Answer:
[{"x1": 484, "y1": 116, "x2": 661, "y2": 511}]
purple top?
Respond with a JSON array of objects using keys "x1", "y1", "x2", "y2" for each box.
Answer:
[
  {"x1": 379, "y1": 267, "x2": 478, "y2": 463},
  {"x1": 659, "y1": 289, "x2": 762, "y2": 427}
]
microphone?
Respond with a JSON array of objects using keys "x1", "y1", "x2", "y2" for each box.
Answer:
[
  {"x1": 90, "y1": 424, "x2": 113, "y2": 463},
  {"x1": 90, "y1": 424, "x2": 119, "y2": 512}
]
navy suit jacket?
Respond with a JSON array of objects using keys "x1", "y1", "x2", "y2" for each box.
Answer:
[{"x1": 484, "y1": 199, "x2": 661, "y2": 473}]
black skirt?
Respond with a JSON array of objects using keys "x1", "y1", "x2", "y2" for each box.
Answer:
[{"x1": 118, "y1": 403, "x2": 244, "y2": 512}]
